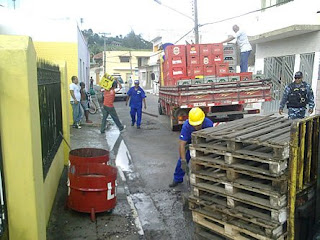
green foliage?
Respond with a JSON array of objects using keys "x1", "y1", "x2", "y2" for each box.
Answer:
[{"x1": 82, "y1": 29, "x2": 152, "y2": 55}]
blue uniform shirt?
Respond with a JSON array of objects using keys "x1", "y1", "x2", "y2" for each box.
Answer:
[
  {"x1": 127, "y1": 86, "x2": 146, "y2": 108},
  {"x1": 180, "y1": 118, "x2": 214, "y2": 144}
]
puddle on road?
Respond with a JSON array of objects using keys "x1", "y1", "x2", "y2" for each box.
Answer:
[{"x1": 103, "y1": 122, "x2": 133, "y2": 173}]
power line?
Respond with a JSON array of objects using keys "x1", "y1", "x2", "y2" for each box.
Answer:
[{"x1": 173, "y1": 1, "x2": 294, "y2": 43}]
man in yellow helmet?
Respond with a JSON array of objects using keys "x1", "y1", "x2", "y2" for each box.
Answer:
[{"x1": 169, "y1": 107, "x2": 214, "y2": 187}]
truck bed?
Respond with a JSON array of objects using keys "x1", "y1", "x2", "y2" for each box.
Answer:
[{"x1": 159, "y1": 79, "x2": 272, "y2": 108}]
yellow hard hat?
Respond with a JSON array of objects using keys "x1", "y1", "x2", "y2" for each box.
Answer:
[{"x1": 189, "y1": 107, "x2": 205, "y2": 126}]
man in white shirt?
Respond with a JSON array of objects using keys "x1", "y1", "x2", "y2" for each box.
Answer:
[
  {"x1": 69, "y1": 76, "x2": 82, "y2": 129},
  {"x1": 222, "y1": 24, "x2": 252, "y2": 73}
]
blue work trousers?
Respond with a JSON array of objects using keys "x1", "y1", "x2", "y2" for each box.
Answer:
[
  {"x1": 240, "y1": 50, "x2": 251, "y2": 73},
  {"x1": 130, "y1": 106, "x2": 142, "y2": 126},
  {"x1": 173, "y1": 150, "x2": 191, "y2": 183}
]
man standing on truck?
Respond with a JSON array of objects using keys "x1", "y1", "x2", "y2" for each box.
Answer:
[
  {"x1": 126, "y1": 80, "x2": 147, "y2": 129},
  {"x1": 169, "y1": 107, "x2": 213, "y2": 188},
  {"x1": 279, "y1": 71, "x2": 314, "y2": 119},
  {"x1": 222, "y1": 24, "x2": 252, "y2": 73}
]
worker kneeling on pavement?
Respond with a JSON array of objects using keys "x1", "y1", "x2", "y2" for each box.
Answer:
[
  {"x1": 279, "y1": 71, "x2": 315, "y2": 120},
  {"x1": 169, "y1": 107, "x2": 214, "y2": 188}
]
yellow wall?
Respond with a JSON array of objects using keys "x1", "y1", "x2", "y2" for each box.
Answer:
[
  {"x1": 43, "y1": 144, "x2": 65, "y2": 223},
  {"x1": 0, "y1": 35, "x2": 46, "y2": 240},
  {"x1": 34, "y1": 42, "x2": 78, "y2": 125}
]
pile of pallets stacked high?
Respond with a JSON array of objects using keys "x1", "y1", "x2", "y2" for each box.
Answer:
[{"x1": 189, "y1": 116, "x2": 292, "y2": 240}]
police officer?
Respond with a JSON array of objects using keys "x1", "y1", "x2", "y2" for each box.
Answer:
[
  {"x1": 169, "y1": 108, "x2": 214, "y2": 188},
  {"x1": 279, "y1": 71, "x2": 315, "y2": 119},
  {"x1": 126, "y1": 80, "x2": 146, "y2": 129}
]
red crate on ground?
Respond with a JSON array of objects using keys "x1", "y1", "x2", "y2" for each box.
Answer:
[
  {"x1": 216, "y1": 63, "x2": 229, "y2": 76},
  {"x1": 187, "y1": 65, "x2": 203, "y2": 76},
  {"x1": 199, "y1": 44, "x2": 213, "y2": 55},
  {"x1": 212, "y1": 54, "x2": 223, "y2": 63},
  {"x1": 187, "y1": 55, "x2": 200, "y2": 66},
  {"x1": 168, "y1": 56, "x2": 187, "y2": 68},
  {"x1": 212, "y1": 43, "x2": 223, "y2": 54},
  {"x1": 165, "y1": 45, "x2": 186, "y2": 59},
  {"x1": 186, "y1": 44, "x2": 200, "y2": 57},
  {"x1": 203, "y1": 65, "x2": 216, "y2": 76},
  {"x1": 239, "y1": 72, "x2": 253, "y2": 81}
]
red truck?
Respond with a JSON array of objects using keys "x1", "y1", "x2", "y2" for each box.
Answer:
[{"x1": 158, "y1": 43, "x2": 272, "y2": 130}]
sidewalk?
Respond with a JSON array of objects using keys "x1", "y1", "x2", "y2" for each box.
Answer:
[{"x1": 47, "y1": 106, "x2": 142, "y2": 240}]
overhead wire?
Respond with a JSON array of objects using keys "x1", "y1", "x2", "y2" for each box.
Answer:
[{"x1": 173, "y1": 0, "x2": 294, "y2": 43}]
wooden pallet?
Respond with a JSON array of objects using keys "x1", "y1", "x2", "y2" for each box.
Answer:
[
  {"x1": 189, "y1": 195, "x2": 286, "y2": 226},
  {"x1": 191, "y1": 116, "x2": 292, "y2": 160},
  {"x1": 192, "y1": 208, "x2": 286, "y2": 240},
  {"x1": 194, "y1": 224, "x2": 227, "y2": 240},
  {"x1": 192, "y1": 182, "x2": 287, "y2": 212},
  {"x1": 190, "y1": 149, "x2": 288, "y2": 177},
  {"x1": 190, "y1": 172, "x2": 287, "y2": 208},
  {"x1": 191, "y1": 160, "x2": 288, "y2": 194}
]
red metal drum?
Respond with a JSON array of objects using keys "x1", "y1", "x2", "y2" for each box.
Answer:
[
  {"x1": 67, "y1": 148, "x2": 117, "y2": 221},
  {"x1": 69, "y1": 148, "x2": 109, "y2": 165}
]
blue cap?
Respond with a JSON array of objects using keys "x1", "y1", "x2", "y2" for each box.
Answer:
[
  {"x1": 294, "y1": 71, "x2": 303, "y2": 78},
  {"x1": 134, "y1": 80, "x2": 139, "y2": 84}
]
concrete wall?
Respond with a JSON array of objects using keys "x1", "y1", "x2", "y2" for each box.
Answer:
[
  {"x1": 0, "y1": 35, "x2": 46, "y2": 240},
  {"x1": 0, "y1": 35, "x2": 71, "y2": 239}
]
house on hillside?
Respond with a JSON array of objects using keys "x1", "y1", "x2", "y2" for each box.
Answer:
[
  {"x1": 249, "y1": 0, "x2": 320, "y2": 114},
  {"x1": 90, "y1": 50, "x2": 154, "y2": 89}
]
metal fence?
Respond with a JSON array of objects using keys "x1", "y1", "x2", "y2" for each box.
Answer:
[{"x1": 37, "y1": 60, "x2": 63, "y2": 178}]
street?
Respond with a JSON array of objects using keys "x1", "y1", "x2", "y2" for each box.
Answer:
[{"x1": 114, "y1": 93, "x2": 194, "y2": 240}]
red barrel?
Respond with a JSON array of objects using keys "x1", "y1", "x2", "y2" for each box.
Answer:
[{"x1": 67, "y1": 148, "x2": 117, "y2": 221}]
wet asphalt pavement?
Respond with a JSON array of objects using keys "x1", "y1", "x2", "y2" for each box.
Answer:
[{"x1": 47, "y1": 92, "x2": 194, "y2": 240}]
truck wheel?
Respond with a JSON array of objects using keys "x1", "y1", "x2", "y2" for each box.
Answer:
[
  {"x1": 158, "y1": 102, "x2": 163, "y2": 115},
  {"x1": 170, "y1": 118, "x2": 179, "y2": 131}
]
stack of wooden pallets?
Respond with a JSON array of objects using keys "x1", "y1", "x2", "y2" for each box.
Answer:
[{"x1": 189, "y1": 116, "x2": 292, "y2": 240}]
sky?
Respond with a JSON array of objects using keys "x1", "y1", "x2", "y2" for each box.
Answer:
[{"x1": 1, "y1": 0, "x2": 261, "y2": 43}]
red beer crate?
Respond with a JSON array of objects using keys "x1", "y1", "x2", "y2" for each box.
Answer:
[
  {"x1": 199, "y1": 44, "x2": 212, "y2": 55},
  {"x1": 187, "y1": 65, "x2": 203, "y2": 76},
  {"x1": 201, "y1": 55, "x2": 213, "y2": 65},
  {"x1": 186, "y1": 44, "x2": 200, "y2": 57},
  {"x1": 212, "y1": 43, "x2": 223, "y2": 54},
  {"x1": 165, "y1": 45, "x2": 186, "y2": 59},
  {"x1": 166, "y1": 66, "x2": 187, "y2": 79},
  {"x1": 168, "y1": 56, "x2": 187, "y2": 68},
  {"x1": 203, "y1": 65, "x2": 216, "y2": 76},
  {"x1": 187, "y1": 55, "x2": 200, "y2": 66},
  {"x1": 216, "y1": 62, "x2": 229, "y2": 76},
  {"x1": 212, "y1": 54, "x2": 223, "y2": 63},
  {"x1": 239, "y1": 72, "x2": 253, "y2": 81}
]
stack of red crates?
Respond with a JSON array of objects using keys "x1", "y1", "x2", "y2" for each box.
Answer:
[{"x1": 162, "y1": 43, "x2": 252, "y2": 86}]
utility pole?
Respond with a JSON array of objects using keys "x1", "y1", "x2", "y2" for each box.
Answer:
[
  {"x1": 129, "y1": 51, "x2": 133, "y2": 79},
  {"x1": 154, "y1": 0, "x2": 199, "y2": 44},
  {"x1": 99, "y1": 32, "x2": 111, "y2": 74},
  {"x1": 193, "y1": 0, "x2": 199, "y2": 44}
]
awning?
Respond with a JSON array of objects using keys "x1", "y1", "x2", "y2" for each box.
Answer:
[{"x1": 249, "y1": 24, "x2": 320, "y2": 44}]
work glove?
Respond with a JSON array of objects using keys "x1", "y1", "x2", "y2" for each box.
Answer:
[{"x1": 181, "y1": 159, "x2": 188, "y2": 173}]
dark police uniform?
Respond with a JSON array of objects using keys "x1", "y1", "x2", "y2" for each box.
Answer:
[{"x1": 279, "y1": 81, "x2": 314, "y2": 119}]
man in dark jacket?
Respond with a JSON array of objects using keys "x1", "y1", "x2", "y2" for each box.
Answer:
[{"x1": 279, "y1": 71, "x2": 314, "y2": 119}]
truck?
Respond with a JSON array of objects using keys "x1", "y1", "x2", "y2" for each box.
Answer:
[{"x1": 158, "y1": 43, "x2": 273, "y2": 130}]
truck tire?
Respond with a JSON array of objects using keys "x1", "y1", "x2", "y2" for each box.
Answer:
[
  {"x1": 158, "y1": 101, "x2": 163, "y2": 115},
  {"x1": 170, "y1": 118, "x2": 179, "y2": 131}
]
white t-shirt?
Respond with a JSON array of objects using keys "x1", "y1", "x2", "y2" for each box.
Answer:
[
  {"x1": 233, "y1": 29, "x2": 252, "y2": 52},
  {"x1": 69, "y1": 83, "x2": 81, "y2": 101}
]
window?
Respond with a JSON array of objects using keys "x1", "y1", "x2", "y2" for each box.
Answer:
[
  {"x1": 119, "y1": 56, "x2": 130, "y2": 63},
  {"x1": 261, "y1": 0, "x2": 293, "y2": 8}
]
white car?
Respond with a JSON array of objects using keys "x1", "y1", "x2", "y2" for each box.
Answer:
[{"x1": 113, "y1": 76, "x2": 127, "y2": 101}]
